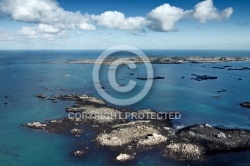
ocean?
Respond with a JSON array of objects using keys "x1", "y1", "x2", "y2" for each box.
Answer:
[{"x1": 0, "y1": 50, "x2": 250, "y2": 166}]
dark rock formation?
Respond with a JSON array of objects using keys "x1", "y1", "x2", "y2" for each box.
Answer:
[
  {"x1": 36, "y1": 94, "x2": 47, "y2": 99},
  {"x1": 136, "y1": 76, "x2": 165, "y2": 80},
  {"x1": 228, "y1": 67, "x2": 250, "y2": 71},
  {"x1": 217, "y1": 89, "x2": 227, "y2": 93},
  {"x1": 191, "y1": 74, "x2": 218, "y2": 81},
  {"x1": 240, "y1": 102, "x2": 250, "y2": 108},
  {"x1": 175, "y1": 125, "x2": 250, "y2": 155}
]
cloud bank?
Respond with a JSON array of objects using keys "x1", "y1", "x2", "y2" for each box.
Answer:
[{"x1": 0, "y1": 0, "x2": 233, "y2": 39}]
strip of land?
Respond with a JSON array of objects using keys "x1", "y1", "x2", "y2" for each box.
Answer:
[{"x1": 65, "y1": 56, "x2": 250, "y2": 65}]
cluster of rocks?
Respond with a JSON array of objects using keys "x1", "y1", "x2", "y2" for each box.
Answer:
[{"x1": 25, "y1": 94, "x2": 250, "y2": 162}]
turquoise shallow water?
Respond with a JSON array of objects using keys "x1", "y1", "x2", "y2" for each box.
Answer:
[{"x1": 0, "y1": 50, "x2": 250, "y2": 166}]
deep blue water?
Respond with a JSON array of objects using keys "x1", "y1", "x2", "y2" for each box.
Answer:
[{"x1": 0, "y1": 50, "x2": 250, "y2": 166}]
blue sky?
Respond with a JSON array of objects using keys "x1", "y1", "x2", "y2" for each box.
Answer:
[{"x1": 0, "y1": 0, "x2": 249, "y2": 50}]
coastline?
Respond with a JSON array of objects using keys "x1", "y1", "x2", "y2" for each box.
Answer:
[{"x1": 64, "y1": 56, "x2": 250, "y2": 65}]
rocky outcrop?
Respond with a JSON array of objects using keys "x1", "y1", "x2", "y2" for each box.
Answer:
[
  {"x1": 116, "y1": 153, "x2": 134, "y2": 161},
  {"x1": 96, "y1": 121, "x2": 166, "y2": 147},
  {"x1": 165, "y1": 143, "x2": 204, "y2": 161},
  {"x1": 36, "y1": 94, "x2": 47, "y2": 99},
  {"x1": 175, "y1": 125, "x2": 250, "y2": 155},
  {"x1": 228, "y1": 67, "x2": 250, "y2": 71},
  {"x1": 71, "y1": 128, "x2": 84, "y2": 135},
  {"x1": 240, "y1": 102, "x2": 250, "y2": 108},
  {"x1": 25, "y1": 122, "x2": 46, "y2": 129},
  {"x1": 72, "y1": 150, "x2": 85, "y2": 157},
  {"x1": 217, "y1": 89, "x2": 227, "y2": 93},
  {"x1": 191, "y1": 74, "x2": 218, "y2": 81},
  {"x1": 137, "y1": 133, "x2": 167, "y2": 146},
  {"x1": 136, "y1": 76, "x2": 165, "y2": 80}
]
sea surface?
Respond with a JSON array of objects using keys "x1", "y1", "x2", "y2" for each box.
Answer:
[{"x1": 0, "y1": 50, "x2": 250, "y2": 166}]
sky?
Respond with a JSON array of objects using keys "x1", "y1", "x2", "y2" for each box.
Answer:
[{"x1": 0, "y1": 0, "x2": 249, "y2": 50}]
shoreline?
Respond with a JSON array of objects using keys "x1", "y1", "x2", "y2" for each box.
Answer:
[{"x1": 63, "y1": 56, "x2": 250, "y2": 65}]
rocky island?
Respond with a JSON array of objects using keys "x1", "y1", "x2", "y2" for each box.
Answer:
[
  {"x1": 22, "y1": 94, "x2": 250, "y2": 162},
  {"x1": 65, "y1": 56, "x2": 250, "y2": 65}
]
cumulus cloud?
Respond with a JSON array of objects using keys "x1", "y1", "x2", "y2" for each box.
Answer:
[
  {"x1": 17, "y1": 25, "x2": 66, "y2": 40},
  {"x1": 93, "y1": 11, "x2": 148, "y2": 30},
  {"x1": 147, "y1": 0, "x2": 233, "y2": 31},
  {"x1": 0, "y1": 0, "x2": 96, "y2": 31},
  {"x1": 147, "y1": 4, "x2": 192, "y2": 31},
  {"x1": 38, "y1": 24, "x2": 61, "y2": 34},
  {"x1": 18, "y1": 26, "x2": 39, "y2": 38},
  {"x1": 193, "y1": 0, "x2": 233, "y2": 23},
  {"x1": 0, "y1": 0, "x2": 234, "y2": 36}
]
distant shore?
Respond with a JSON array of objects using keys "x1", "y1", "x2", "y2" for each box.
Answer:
[{"x1": 64, "y1": 56, "x2": 250, "y2": 65}]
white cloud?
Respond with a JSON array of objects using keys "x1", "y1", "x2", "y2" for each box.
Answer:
[
  {"x1": 0, "y1": 0, "x2": 234, "y2": 37},
  {"x1": 193, "y1": 0, "x2": 233, "y2": 23},
  {"x1": 147, "y1": 4, "x2": 192, "y2": 31},
  {"x1": 0, "y1": 0, "x2": 96, "y2": 31},
  {"x1": 17, "y1": 25, "x2": 65, "y2": 40},
  {"x1": 93, "y1": 11, "x2": 147, "y2": 30},
  {"x1": 18, "y1": 26, "x2": 39, "y2": 38},
  {"x1": 221, "y1": 7, "x2": 234, "y2": 20},
  {"x1": 38, "y1": 24, "x2": 60, "y2": 34},
  {"x1": 0, "y1": 29, "x2": 12, "y2": 41}
]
